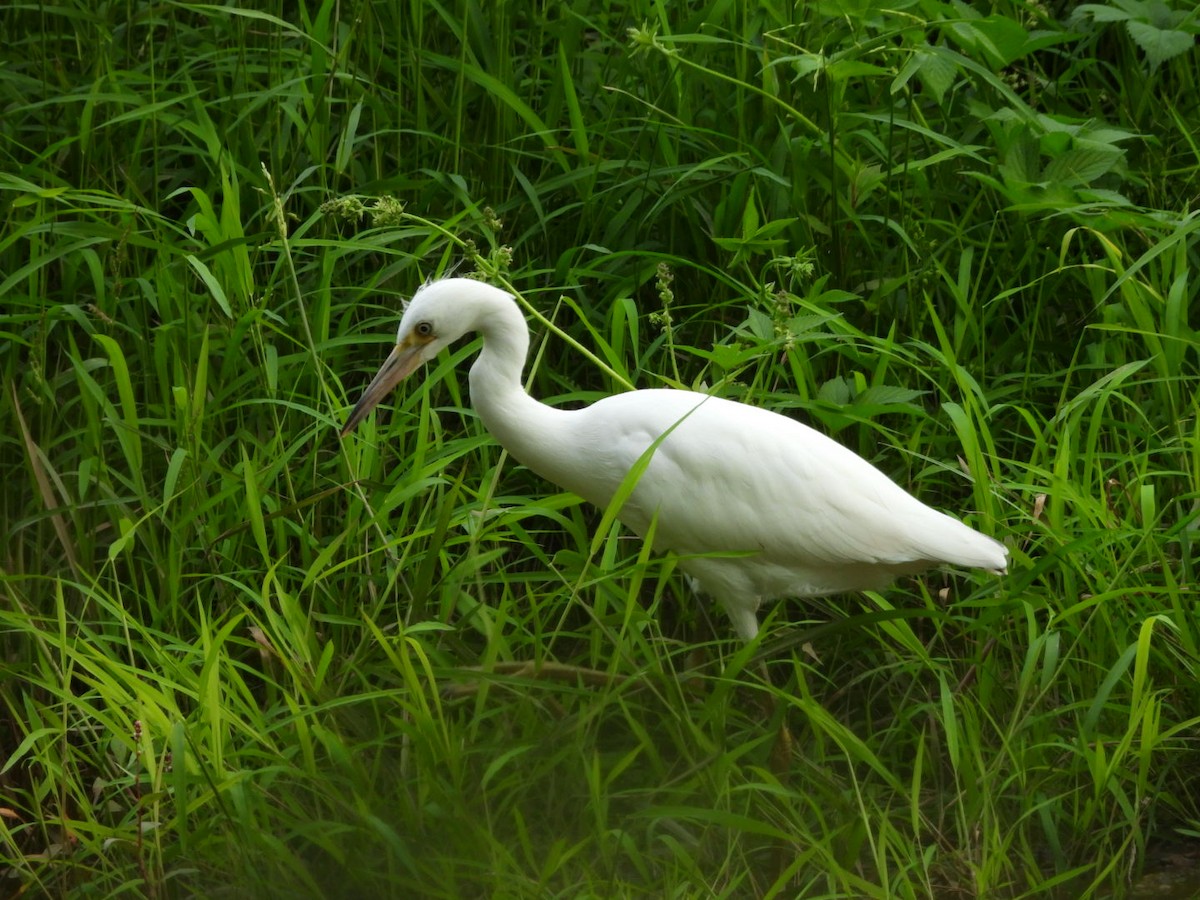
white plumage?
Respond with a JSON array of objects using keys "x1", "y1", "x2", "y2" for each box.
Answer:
[{"x1": 341, "y1": 278, "x2": 1008, "y2": 640}]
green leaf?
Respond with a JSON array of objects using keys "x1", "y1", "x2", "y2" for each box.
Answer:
[
  {"x1": 825, "y1": 59, "x2": 890, "y2": 81},
  {"x1": 853, "y1": 385, "x2": 926, "y2": 408},
  {"x1": 817, "y1": 376, "x2": 852, "y2": 406},
  {"x1": 107, "y1": 516, "x2": 135, "y2": 561},
  {"x1": 186, "y1": 254, "x2": 233, "y2": 318},
  {"x1": 240, "y1": 444, "x2": 269, "y2": 563},
  {"x1": 1042, "y1": 147, "x2": 1123, "y2": 185},
  {"x1": 955, "y1": 15, "x2": 1035, "y2": 68},
  {"x1": 1, "y1": 728, "x2": 61, "y2": 774},
  {"x1": 334, "y1": 100, "x2": 363, "y2": 174},
  {"x1": 776, "y1": 52, "x2": 824, "y2": 81},
  {"x1": 163, "y1": 448, "x2": 189, "y2": 515},
  {"x1": 1075, "y1": 3, "x2": 1133, "y2": 23},
  {"x1": 1000, "y1": 135, "x2": 1041, "y2": 184},
  {"x1": 916, "y1": 47, "x2": 958, "y2": 103},
  {"x1": 744, "y1": 307, "x2": 775, "y2": 342},
  {"x1": 1126, "y1": 20, "x2": 1196, "y2": 67}
]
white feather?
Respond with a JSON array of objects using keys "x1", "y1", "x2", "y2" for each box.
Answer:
[{"x1": 343, "y1": 278, "x2": 1008, "y2": 640}]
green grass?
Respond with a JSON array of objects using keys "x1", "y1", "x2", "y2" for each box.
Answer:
[{"x1": 2, "y1": 1, "x2": 1199, "y2": 897}]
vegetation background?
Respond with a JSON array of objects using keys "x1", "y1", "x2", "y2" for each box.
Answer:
[{"x1": 2, "y1": 0, "x2": 1198, "y2": 897}]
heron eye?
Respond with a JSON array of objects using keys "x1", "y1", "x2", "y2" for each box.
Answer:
[{"x1": 415, "y1": 322, "x2": 434, "y2": 337}]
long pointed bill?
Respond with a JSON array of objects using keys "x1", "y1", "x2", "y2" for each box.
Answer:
[{"x1": 340, "y1": 339, "x2": 425, "y2": 436}]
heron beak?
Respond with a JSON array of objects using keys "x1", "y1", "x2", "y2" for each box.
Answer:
[{"x1": 340, "y1": 338, "x2": 425, "y2": 436}]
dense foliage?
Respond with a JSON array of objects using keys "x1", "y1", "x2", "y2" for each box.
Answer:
[{"x1": 2, "y1": 1, "x2": 1198, "y2": 896}]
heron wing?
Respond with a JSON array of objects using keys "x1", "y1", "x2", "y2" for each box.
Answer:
[{"x1": 572, "y1": 390, "x2": 1002, "y2": 574}]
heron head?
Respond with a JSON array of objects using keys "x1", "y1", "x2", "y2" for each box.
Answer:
[{"x1": 339, "y1": 278, "x2": 503, "y2": 436}]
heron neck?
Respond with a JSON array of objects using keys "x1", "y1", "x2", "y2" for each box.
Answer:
[{"x1": 466, "y1": 297, "x2": 569, "y2": 475}]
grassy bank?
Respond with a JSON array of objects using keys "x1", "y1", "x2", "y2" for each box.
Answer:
[{"x1": 2, "y1": 1, "x2": 1198, "y2": 896}]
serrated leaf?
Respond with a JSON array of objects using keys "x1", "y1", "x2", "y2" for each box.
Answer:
[
  {"x1": 784, "y1": 313, "x2": 838, "y2": 336},
  {"x1": 707, "y1": 343, "x2": 758, "y2": 372},
  {"x1": 912, "y1": 49, "x2": 960, "y2": 103},
  {"x1": 853, "y1": 385, "x2": 927, "y2": 407},
  {"x1": 1076, "y1": 3, "x2": 1132, "y2": 23},
  {"x1": 745, "y1": 307, "x2": 775, "y2": 341},
  {"x1": 817, "y1": 377, "x2": 852, "y2": 406},
  {"x1": 1141, "y1": 0, "x2": 1189, "y2": 29},
  {"x1": 1126, "y1": 20, "x2": 1195, "y2": 67}
]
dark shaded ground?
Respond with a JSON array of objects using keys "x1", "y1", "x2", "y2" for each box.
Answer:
[{"x1": 1133, "y1": 839, "x2": 1200, "y2": 898}]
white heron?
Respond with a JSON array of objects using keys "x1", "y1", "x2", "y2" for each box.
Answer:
[{"x1": 341, "y1": 277, "x2": 1008, "y2": 640}]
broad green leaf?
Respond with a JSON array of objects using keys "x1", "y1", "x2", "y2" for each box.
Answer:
[
  {"x1": 1126, "y1": 20, "x2": 1196, "y2": 67},
  {"x1": 917, "y1": 48, "x2": 959, "y2": 103},
  {"x1": 1076, "y1": 3, "x2": 1134, "y2": 23},
  {"x1": 1042, "y1": 147, "x2": 1123, "y2": 184}
]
